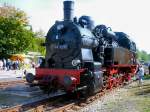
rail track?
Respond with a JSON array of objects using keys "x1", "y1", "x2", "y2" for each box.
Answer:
[
  {"x1": 0, "y1": 86, "x2": 121, "y2": 112},
  {"x1": 0, "y1": 80, "x2": 131, "y2": 112}
]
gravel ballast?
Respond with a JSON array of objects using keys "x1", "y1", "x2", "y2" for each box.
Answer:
[{"x1": 75, "y1": 80, "x2": 150, "y2": 112}]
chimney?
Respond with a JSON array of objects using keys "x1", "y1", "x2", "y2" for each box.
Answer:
[{"x1": 63, "y1": 0, "x2": 74, "y2": 21}]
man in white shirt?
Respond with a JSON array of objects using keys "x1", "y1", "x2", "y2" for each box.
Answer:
[{"x1": 137, "y1": 64, "x2": 144, "y2": 86}]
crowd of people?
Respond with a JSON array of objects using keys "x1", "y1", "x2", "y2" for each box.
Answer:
[
  {"x1": 0, "y1": 58, "x2": 36, "y2": 71},
  {"x1": 0, "y1": 58, "x2": 19, "y2": 70}
]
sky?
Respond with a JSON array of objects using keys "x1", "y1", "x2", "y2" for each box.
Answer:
[{"x1": 0, "y1": 0, "x2": 150, "y2": 53}]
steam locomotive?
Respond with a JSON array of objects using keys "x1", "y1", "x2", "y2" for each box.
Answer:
[{"x1": 26, "y1": 0, "x2": 137, "y2": 96}]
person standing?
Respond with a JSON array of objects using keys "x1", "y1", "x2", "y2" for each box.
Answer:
[
  {"x1": 6, "y1": 59, "x2": 10, "y2": 71},
  {"x1": 16, "y1": 59, "x2": 19, "y2": 70},
  {"x1": 148, "y1": 64, "x2": 150, "y2": 75},
  {"x1": 2, "y1": 58, "x2": 6, "y2": 70},
  {"x1": 137, "y1": 64, "x2": 144, "y2": 86},
  {"x1": 0, "y1": 60, "x2": 3, "y2": 70}
]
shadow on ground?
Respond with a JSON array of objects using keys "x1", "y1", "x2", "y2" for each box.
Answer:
[
  {"x1": 136, "y1": 89, "x2": 150, "y2": 95},
  {"x1": 134, "y1": 83, "x2": 150, "y2": 96}
]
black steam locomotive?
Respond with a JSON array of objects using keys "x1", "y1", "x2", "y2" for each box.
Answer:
[{"x1": 26, "y1": 0, "x2": 137, "y2": 96}]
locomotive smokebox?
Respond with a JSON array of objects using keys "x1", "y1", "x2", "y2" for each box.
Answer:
[{"x1": 63, "y1": 0, "x2": 74, "y2": 21}]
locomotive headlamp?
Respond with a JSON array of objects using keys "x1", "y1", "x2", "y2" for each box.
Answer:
[
  {"x1": 72, "y1": 59, "x2": 81, "y2": 66},
  {"x1": 63, "y1": 76, "x2": 77, "y2": 87}
]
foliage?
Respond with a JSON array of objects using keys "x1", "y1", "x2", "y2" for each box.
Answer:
[
  {"x1": 0, "y1": 17, "x2": 34, "y2": 56},
  {"x1": 0, "y1": 5, "x2": 28, "y2": 25},
  {"x1": 33, "y1": 30, "x2": 46, "y2": 56},
  {"x1": 36, "y1": 38, "x2": 45, "y2": 56},
  {"x1": 0, "y1": 5, "x2": 46, "y2": 57},
  {"x1": 144, "y1": 75, "x2": 150, "y2": 80},
  {"x1": 137, "y1": 49, "x2": 150, "y2": 62},
  {"x1": 30, "y1": 38, "x2": 46, "y2": 56}
]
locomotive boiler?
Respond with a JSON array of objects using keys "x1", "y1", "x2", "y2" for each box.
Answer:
[{"x1": 26, "y1": 0, "x2": 137, "y2": 96}]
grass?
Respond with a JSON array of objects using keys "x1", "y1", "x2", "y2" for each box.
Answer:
[
  {"x1": 101, "y1": 79, "x2": 150, "y2": 112},
  {"x1": 130, "y1": 80, "x2": 150, "y2": 112},
  {"x1": 136, "y1": 98, "x2": 150, "y2": 112}
]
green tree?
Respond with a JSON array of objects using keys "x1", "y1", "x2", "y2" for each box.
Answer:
[
  {"x1": 34, "y1": 38, "x2": 46, "y2": 56},
  {"x1": 33, "y1": 29, "x2": 46, "y2": 56},
  {"x1": 137, "y1": 49, "x2": 150, "y2": 62},
  {"x1": 0, "y1": 5, "x2": 28, "y2": 25},
  {"x1": 0, "y1": 5, "x2": 34, "y2": 57}
]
